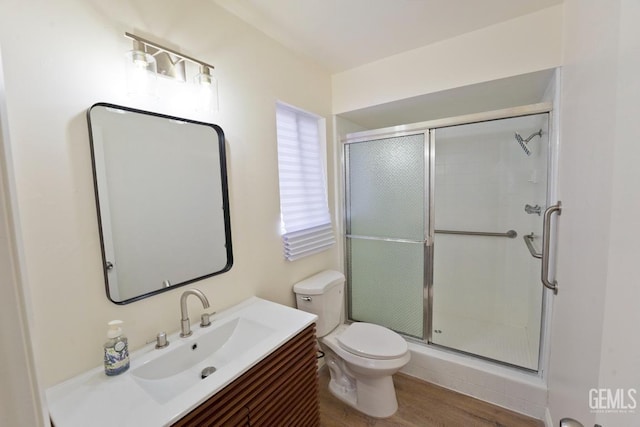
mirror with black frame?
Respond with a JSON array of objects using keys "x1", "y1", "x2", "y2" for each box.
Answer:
[{"x1": 87, "y1": 103, "x2": 233, "y2": 304}]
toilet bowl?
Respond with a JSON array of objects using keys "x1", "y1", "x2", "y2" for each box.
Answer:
[
  {"x1": 321, "y1": 323, "x2": 411, "y2": 417},
  {"x1": 293, "y1": 270, "x2": 410, "y2": 418}
]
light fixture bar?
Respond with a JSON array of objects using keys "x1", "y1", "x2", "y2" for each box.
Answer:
[{"x1": 124, "y1": 32, "x2": 215, "y2": 71}]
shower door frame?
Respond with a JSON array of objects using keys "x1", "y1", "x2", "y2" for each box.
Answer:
[{"x1": 342, "y1": 102, "x2": 556, "y2": 374}]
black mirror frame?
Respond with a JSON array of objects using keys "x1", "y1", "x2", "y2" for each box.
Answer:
[{"x1": 87, "y1": 102, "x2": 233, "y2": 304}]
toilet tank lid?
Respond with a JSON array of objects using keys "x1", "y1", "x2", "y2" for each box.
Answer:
[{"x1": 293, "y1": 270, "x2": 345, "y2": 295}]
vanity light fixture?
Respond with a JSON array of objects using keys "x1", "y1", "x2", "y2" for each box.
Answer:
[{"x1": 124, "y1": 32, "x2": 218, "y2": 110}]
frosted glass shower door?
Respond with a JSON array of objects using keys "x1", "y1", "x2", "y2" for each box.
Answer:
[
  {"x1": 345, "y1": 133, "x2": 427, "y2": 338},
  {"x1": 430, "y1": 114, "x2": 549, "y2": 370}
]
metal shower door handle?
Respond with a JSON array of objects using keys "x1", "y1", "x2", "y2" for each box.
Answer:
[{"x1": 541, "y1": 202, "x2": 562, "y2": 294}]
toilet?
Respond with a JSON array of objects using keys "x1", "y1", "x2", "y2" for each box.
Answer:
[{"x1": 293, "y1": 270, "x2": 410, "y2": 418}]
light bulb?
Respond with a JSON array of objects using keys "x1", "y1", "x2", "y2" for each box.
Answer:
[
  {"x1": 131, "y1": 51, "x2": 149, "y2": 69},
  {"x1": 194, "y1": 66, "x2": 218, "y2": 112},
  {"x1": 124, "y1": 49, "x2": 157, "y2": 97}
]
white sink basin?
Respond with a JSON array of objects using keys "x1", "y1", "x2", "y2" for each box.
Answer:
[
  {"x1": 46, "y1": 297, "x2": 317, "y2": 427},
  {"x1": 132, "y1": 317, "x2": 274, "y2": 403}
]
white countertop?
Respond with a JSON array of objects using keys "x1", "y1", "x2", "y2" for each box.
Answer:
[{"x1": 46, "y1": 297, "x2": 317, "y2": 427}]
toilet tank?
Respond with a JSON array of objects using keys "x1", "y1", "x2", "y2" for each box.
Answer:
[{"x1": 293, "y1": 270, "x2": 345, "y2": 337}]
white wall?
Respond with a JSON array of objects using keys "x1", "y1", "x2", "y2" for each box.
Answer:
[
  {"x1": 548, "y1": 0, "x2": 640, "y2": 426},
  {"x1": 0, "y1": 0, "x2": 337, "y2": 388},
  {"x1": 596, "y1": 1, "x2": 640, "y2": 425},
  {"x1": 332, "y1": 5, "x2": 563, "y2": 114},
  {"x1": 548, "y1": 0, "x2": 618, "y2": 424},
  {"x1": 0, "y1": 46, "x2": 46, "y2": 427}
]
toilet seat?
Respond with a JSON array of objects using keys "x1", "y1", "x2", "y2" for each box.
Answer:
[{"x1": 337, "y1": 323, "x2": 407, "y2": 360}]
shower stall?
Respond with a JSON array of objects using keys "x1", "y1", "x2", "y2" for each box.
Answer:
[{"x1": 344, "y1": 104, "x2": 559, "y2": 372}]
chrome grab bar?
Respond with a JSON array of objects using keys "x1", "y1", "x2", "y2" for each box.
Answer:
[
  {"x1": 541, "y1": 202, "x2": 562, "y2": 294},
  {"x1": 523, "y1": 233, "x2": 542, "y2": 259},
  {"x1": 435, "y1": 229, "x2": 517, "y2": 238}
]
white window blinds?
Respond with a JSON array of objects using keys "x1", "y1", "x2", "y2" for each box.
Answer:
[{"x1": 276, "y1": 102, "x2": 335, "y2": 261}]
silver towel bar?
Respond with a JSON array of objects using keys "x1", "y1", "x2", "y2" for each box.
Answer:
[{"x1": 435, "y1": 229, "x2": 517, "y2": 238}]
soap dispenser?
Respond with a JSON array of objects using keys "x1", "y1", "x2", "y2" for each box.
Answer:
[{"x1": 104, "y1": 320, "x2": 130, "y2": 376}]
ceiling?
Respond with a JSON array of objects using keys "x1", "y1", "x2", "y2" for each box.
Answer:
[{"x1": 214, "y1": 0, "x2": 563, "y2": 73}]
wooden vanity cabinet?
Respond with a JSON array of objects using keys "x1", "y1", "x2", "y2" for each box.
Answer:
[{"x1": 173, "y1": 324, "x2": 319, "y2": 427}]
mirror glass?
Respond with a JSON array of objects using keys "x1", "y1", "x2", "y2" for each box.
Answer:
[{"x1": 87, "y1": 103, "x2": 232, "y2": 304}]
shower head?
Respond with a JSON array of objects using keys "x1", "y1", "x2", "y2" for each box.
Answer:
[
  {"x1": 515, "y1": 133, "x2": 531, "y2": 156},
  {"x1": 514, "y1": 129, "x2": 542, "y2": 156}
]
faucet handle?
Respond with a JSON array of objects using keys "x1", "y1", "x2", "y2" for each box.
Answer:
[
  {"x1": 155, "y1": 331, "x2": 169, "y2": 349},
  {"x1": 200, "y1": 312, "x2": 216, "y2": 327},
  {"x1": 146, "y1": 332, "x2": 170, "y2": 349}
]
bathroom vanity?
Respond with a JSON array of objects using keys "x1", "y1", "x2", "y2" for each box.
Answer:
[
  {"x1": 46, "y1": 298, "x2": 319, "y2": 427},
  {"x1": 174, "y1": 323, "x2": 318, "y2": 426}
]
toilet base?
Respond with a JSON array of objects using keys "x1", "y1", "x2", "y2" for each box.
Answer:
[{"x1": 327, "y1": 366, "x2": 399, "y2": 418}]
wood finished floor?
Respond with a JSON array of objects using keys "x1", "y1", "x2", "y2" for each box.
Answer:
[{"x1": 318, "y1": 367, "x2": 544, "y2": 427}]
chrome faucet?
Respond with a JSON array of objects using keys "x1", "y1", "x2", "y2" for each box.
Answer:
[{"x1": 180, "y1": 289, "x2": 210, "y2": 337}]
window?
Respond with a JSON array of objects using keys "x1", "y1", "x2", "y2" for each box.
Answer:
[{"x1": 276, "y1": 102, "x2": 335, "y2": 261}]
